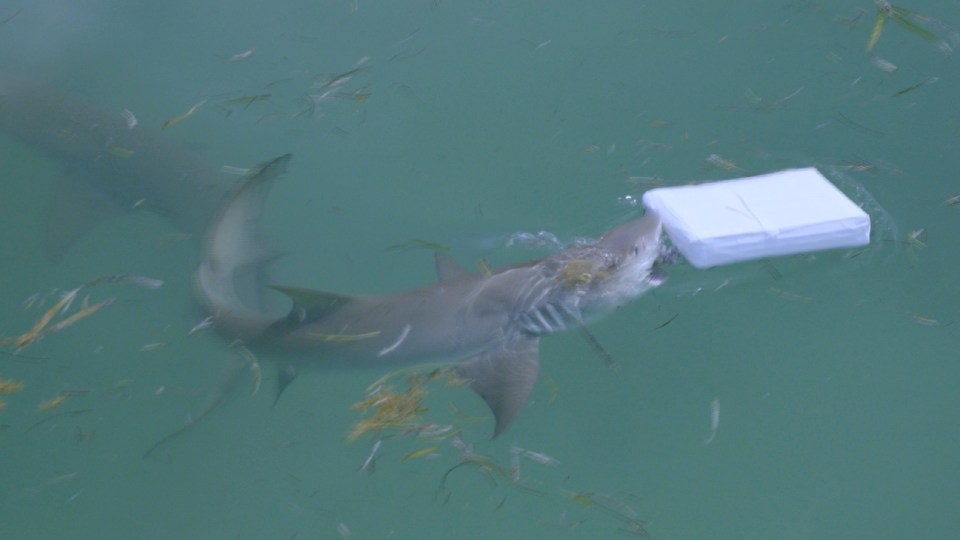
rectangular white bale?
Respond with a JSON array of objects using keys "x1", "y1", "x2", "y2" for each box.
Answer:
[{"x1": 641, "y1": 168, "x2": 871, "y2": 268}]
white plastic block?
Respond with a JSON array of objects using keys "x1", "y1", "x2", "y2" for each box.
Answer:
[{"x1": 641, "y1": 168, "x2": 871, "y2": 268}]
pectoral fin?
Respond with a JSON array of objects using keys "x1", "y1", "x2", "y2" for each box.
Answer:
[
  {"x1": 143, "y1": 348, "x2": 253, "y2": 461},
  {"x1": 45, "y1": 174, "x2": 124, "y2": 261},
  {"x1": 455, "y1": 337, "x2": 540, "y2": 437},
  {"x1": 273, "y1": 363, "x2": 298, "y2": 406}
]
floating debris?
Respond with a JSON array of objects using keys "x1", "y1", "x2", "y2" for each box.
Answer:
[
  {"x1": 350, "y1": 365, "x2": 650, "y2": 537},
  {"x1": 358, "y1": 439, "x2": 381, "y2": 474},
  {"x1": 222, "y1": 94, "x2": 271, "y2": 109},
  {"x1": 349, "y1": 373, "x2": 430, "y2": 442},
  {"x1": 308, "y1": 330, "x2": 381, "y2": 343},
  {"x1": 705, "y1": 153, "x2": 741, "y2": 172},
  {"x1": 624, "y1": 176, "x2": 665, "y2": 187},
  {"x1": 188, "y1": 316, "x2": 214, "y2": 336},
  {"x1": 0, "y1": 8, "x2": 21, "y2": 26},
  {"x1": 121, "y1": 109, "x2": 138, "y2": 129},
  {"x1": 107, "y1": 145, "x2": 135, "y2": 158},
  {"x1": 578, "y1": 326, "x2": 619, "y2": 371},
  {"x1": 909, "y1": 313, "x2": 940, "y2": 326},
  {"x1": 835, "y1": 158, "x2": 878, "y2": 173},
  {"x1": 402, "y1": 446, "x2": 440, "y2": 461},
  {"x1": 563, "y1": 490, "x2": 648, "y2": 535},
  {"x1": 162, "y1": 99, "x2": 207, "y2": 129},
  {"x1": 38, "y1": 393, "x2": 69, "y2": 413},
  {"x1": 836, "y1": 113, "x2": 885, "y2": 138},
  {"x1": 892, "y1": 77, "x2": 938, "y2": 97},
  {"x1": 703, "y1": 397, "x2": 720, "y2": 445},
  {"x1": 654, "y1": 313, "x2": 679, "y2": 330},
  {"x1": 511, "y1": 444, "x2": 561, "y2": 467},
  {"x1": 34, "y1": 298, "x2": 115, "y2": 342},
  {"x1": 0, "y1": 378, "x2": 25, "y2": 395},
  {"x1": 869, "y1": 54, "x2": 898, "y2": 73},
  {"x1": 227, "y1": 46, "x2": 256, "y2": 62},
  {"x1": 348, "y1": 364, "x2": 471, "y2": 443},
  {"x1": 3, "y1": 288, "x2": 81, "y2": 351},
  {"x1": 906, "y1": 228, "x2": 927, "y2": 248},
  {"x1": 867, "y1": 1, "x2": 959, "y2": 54},
  {"x1": 2, "y1": 289, "x2": 113, "y2": 352},
  {"x1": 390, "y1": 46, "x2": 426, "y2": 62},
  {"x1": 315, "y1": 66, "x2": 369, "y2": 90},
  {"x1": 768, "y1": 287, "x2": 813, "y2": 303},
  {"x1": 46, "y1": 471, "x2": 79, "y2": 485}
]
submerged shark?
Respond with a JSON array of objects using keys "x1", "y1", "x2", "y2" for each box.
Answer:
[
  {"x1": 1, "y1": 73, "x2": 666, "y2": 436},
  {"x1": 0, "y1": 72, "x2": 240, "y2": 258},
  {"x1": 197, "y1": 155, "x2": 665, "y2": 434}
]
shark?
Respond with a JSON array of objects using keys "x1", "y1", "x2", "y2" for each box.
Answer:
[
  {"x1": 1, "y1": 73, "x2": 667, "y2": 436},
  {"x1": 0, "y1": 72, "x2": 241, "y2": 259},
  {"x1": 197, "y1": 154, "x2": 666, "y2": 434}
]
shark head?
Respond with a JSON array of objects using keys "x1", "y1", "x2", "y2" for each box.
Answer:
[
  {"x1": 571, "y1": 214, "x2": 664, "y2": 315},
  {"x1": 514, "y1": 215, "x2": 664, "y2": 334}
]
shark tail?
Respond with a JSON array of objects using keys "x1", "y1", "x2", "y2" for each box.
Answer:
[{"x1": 193, "y1": 154, "x2": 292, "y2": 340}]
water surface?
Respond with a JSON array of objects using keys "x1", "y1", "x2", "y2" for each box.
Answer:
[{"x1": 1, "y1": 1, "x2": 958, "y2": 538}]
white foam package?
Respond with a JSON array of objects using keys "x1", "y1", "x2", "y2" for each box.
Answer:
[{"x1": 641, "y1": 168, "x2": 871, "y2": 269}]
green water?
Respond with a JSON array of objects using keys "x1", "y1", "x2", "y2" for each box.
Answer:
[{"x1": 1, "y1": 1, "x2": 958, "y2": 538}]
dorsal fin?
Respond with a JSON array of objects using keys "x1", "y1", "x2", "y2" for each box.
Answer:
[
  {"x1": 269, "y1": 285, "x2": 357, "y2": 320},
  {"x1": 434, "y1": 252, "x2": 473, "y2": 282}
]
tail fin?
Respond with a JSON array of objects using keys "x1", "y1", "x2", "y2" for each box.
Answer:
[{"x1": 193, "y1": 154, "x2": 292, "y2": 339}]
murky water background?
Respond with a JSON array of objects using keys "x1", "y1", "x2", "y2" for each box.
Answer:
[{"x1": 1, "y1": 1, "x2": 958, "y2": 538}]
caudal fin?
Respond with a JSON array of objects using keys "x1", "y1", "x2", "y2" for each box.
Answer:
[{"x1": 193, "y1": 154, "x2": 292, "y2": 339}]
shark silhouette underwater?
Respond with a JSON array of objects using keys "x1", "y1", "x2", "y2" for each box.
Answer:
[{"x1": 0, "y1": 73, "x2": 667, "y2": 439}]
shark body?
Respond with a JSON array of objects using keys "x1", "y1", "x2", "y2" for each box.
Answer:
[
  {"x1": 0, "y1": 72, "x2": 238, "y2": 257},
  {"x1": 198, "y1": 155, "x2": 665, "y2": 434},
  {"x1": 1, "y1": 74, "x2": 666, "y2": 435}
]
